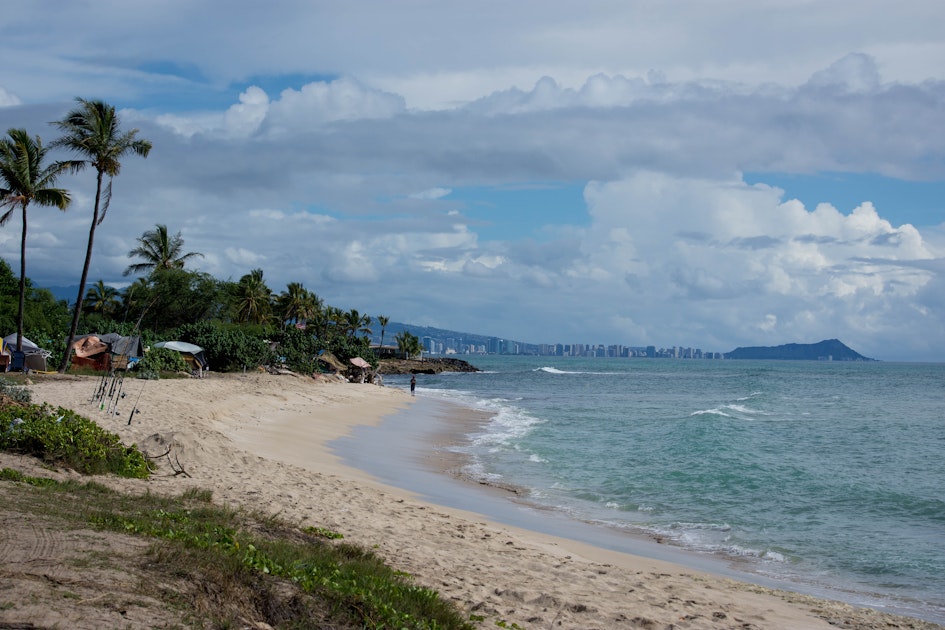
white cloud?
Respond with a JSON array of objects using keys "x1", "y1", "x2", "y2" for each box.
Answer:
[
  {"x1": 574, "y1": 172, "x2": 940, "y2": 355},
  {"x1": 0, "y1": 3, "x2": 943, "y2": 360},
  {"x1": 222, "y1": 86, "x2": 270, "y2": 137},
  {"x1": 265, "y1": 78, "x2": 405, "y2": 134},
  {"x1": 409, "y1": 187, "x2": 451, "y2": 200},
  {"x1": 0, "y1": 87, "x2": 21, "y2": 107}
]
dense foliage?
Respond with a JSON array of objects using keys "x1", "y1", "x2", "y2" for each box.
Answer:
[
  {"x1": 135, "y1": 345, "x2": 188, "y2": 376},
  {"x1": 0, "y1": 401, "x2": 150, "y2": 477},
  {"x1": 175, "y1": 320, "x2": 273, "y2": 372},
  {"x1": 0, "y1": 96, "x2": 416, "y2": 376}
]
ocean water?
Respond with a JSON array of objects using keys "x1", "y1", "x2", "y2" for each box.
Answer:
[{"x1": 384, "y1": 356, "x2": 945, "y2": 623}]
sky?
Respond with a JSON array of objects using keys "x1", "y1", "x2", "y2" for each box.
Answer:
[{"x1": 1, "y1": 1, "x2": 944, "y2": 362}]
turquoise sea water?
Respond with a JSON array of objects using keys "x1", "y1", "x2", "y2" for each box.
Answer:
[{"x1": 384, "y1": 356, "x2": 945, "y2": 623}]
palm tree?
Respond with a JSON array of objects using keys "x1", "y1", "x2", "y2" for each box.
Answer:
[
  {"x1": 377, "y1": 315, "x2": 390, "y2": 351},
  {"x1": 53, "y1": 98, "x2": 152, "y2": 372},
  {"x1": 276, "y1": 282, "x2": 321, "y2": 326},
  {"x1": 123, "y1": 223, "x2": 203, "y2": 277},
  {"x1": 0, "y1": 128, "x2": 73, "y2": 352},
  {"x1": 84, "y1": 280, "x2": 120, "y2": 318},
  {"x1": 344, "y1": 308, "x2": 372, "y2": 338},
  {"x1": 234, "y1": 268, "x2": 273, "y2": 324},
  {"x1": 395, "y1": 330, "x2": 421, "y2": 360}
]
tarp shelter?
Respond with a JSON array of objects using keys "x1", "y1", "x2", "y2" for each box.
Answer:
[
  {"x1": 350, "y1": 357, "x2": 371, "y2": 369},
  {"x1": 71, "y1": 333, "x2": 144, "y2": 371},
  {"x1": 316, "y1": 350, "x2": 346, "y2": 372},
  {"x1": 153, "y1": 341, "x2": 209, "y2": 372},
  {"x1": 1, "y1": 334, "x2": 51, "y2": 372}
]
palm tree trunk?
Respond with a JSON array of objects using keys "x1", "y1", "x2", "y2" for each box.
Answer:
[
  {"x1": 16, "y1": 203, "x2": 27, "y2": 353},
  {"x1": 59, "y1": 171, "x2": 103, "y2": 372}
]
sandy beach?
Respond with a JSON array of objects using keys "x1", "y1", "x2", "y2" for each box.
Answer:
[{"x1": 6, "y1": 372, "x2": 941, "y2": 629}]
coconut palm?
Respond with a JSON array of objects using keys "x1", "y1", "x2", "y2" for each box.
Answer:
[
  {"x1": 123, "y1": 223, "x2": 203, "y2": 277},
  {"x1": 53, "y1": 98, "x2": 152, "y2": 372},
  {"x1": 395, "y1": 330, "x2": 422, "y2": 360},
  {"x1": 377, "y1": 315, "x2": 390, "y2": 350},
  {"x1": 84, "y1": 280, "x2": 120, "y2": 318},
  {"x1": 276, "y1": 282, "x2": 321, "y2": 327},
  {"x1": 0, "y1": 128, "x2": 73, "y2": 352},
  {"x1": 234, "y1": 268, "x2": 273, "y2": 325},
  {"x1": 344, "y1": 308, "x2": 372, "y2": 338}
]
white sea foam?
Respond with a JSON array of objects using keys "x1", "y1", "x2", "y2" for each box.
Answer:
[{"x1": 691, "y1": 408, "x2": 732, "y2": 417}]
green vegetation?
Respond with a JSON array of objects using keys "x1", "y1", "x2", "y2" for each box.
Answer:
[
  {"x1": 0, "y1": 128, "x2": 74, "y2": 357},
  {"x1": 135, "y1": 344, "x2": 189, "y2": 375},
  {"x1": 53, "y1": 98, "x2": 152, "y2": 373},
  {"x1": 1, "y1": 97, "x2": 423, "y2": 377},
  {"x1": 0, "y1": 400, "x2": 149, "y2": 477},
  {"x1": 0, "y1": 468, "x2": 474, "y2": 629},
  {"x1": 396, "y1": 329, "x2": 423, "y2": 359}
]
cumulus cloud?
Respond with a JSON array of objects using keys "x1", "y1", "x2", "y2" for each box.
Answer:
[
  {"x1": 0, "y1": 2, "x2": 943, "y2": 360},
  {"x1": 0, "y1": 87, "x2": 21, "y2": 107},
  {"x1": 806, "y1": 53, "x2": 882, "y2": 93},
  {"x1": 264, "y1": 78, "x2": 405, "y2": 134},
  {"x1": 574, "y1": 173, "x2": 940, "y2": 353}
]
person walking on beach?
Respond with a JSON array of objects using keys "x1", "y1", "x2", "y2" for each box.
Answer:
[{"x1": 410, "y1": 374, "x2": 416, "y2": 395}]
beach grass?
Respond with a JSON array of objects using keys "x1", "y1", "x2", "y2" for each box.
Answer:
[{"x1": 0, "y1": 467, "x2": 475, "y2": 629}]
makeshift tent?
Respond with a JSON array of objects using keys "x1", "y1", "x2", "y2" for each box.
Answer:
[
  {"x1": 316, "y1": 350, "x2": 346, "y2": 372},
  {"x1": 349, "y1": 357, "x2": 371, "y2": 369},
  {"x1": 153, "y1": 341, "x2": 209, "y2": 372},
  {"x1": 1, "y1": 334, "x2": 51, "y2": 372},
  {"x1": 71, "y1": 333, "x2": 144, "y2": 371}
]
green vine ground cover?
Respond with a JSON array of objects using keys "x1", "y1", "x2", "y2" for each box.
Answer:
[{"x1": 0, "y1": 468, "x2": 475, "y2": 629}]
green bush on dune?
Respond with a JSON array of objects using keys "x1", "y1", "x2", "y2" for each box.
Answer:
[{"x1": 0, "y1": 401, "x2": 150, "y2": 478}]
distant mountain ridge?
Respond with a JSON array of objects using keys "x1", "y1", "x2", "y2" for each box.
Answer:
[{"x1": 723, "y1": 339, "x2": 875, "y2": 361}]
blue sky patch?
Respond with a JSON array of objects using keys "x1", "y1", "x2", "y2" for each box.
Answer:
[{"x1": 448, "y1": 182, "x2": 588, "y2": 241}]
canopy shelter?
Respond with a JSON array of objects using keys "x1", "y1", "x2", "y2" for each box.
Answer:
[
  {"x1": 153, "y1": 341, "x2": 209, "y2": 373},
  {"x1": 349, "y1": 357, "x2": 371, "y2": 369},
  {"x1": 1, "y1": 334, "x2": 51, "y2": 372}
]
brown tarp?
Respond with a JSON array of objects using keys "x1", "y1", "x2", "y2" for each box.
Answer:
[
  {"x1": 74, "y1": 336, "x2": 108, "y2": 358},
  {"x1": 316, "y1": 351, "x2": 346, "y2": 372}
]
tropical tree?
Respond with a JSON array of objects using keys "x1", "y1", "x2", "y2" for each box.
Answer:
[
  {"x1": 343, "y1": 308, "x2": 372, "y2": 339},
  {"x1": 276, "y1": 282, "x2": 321, "y2": 326},
  {"x1": 395, "y1": 330, "x2": 422, "y2": 360},
  {"x1": 121, "y1": 276, "x2": 150, "y2": 312},
  {"x1": 53, "y1": 98, "x2": 152, "y2": 372},
  {"x1": 84, "y1": 279, "x2": 120, "y2": 318},
  {"x1": 0, "y1": 128, "x2": 73, "y2": 352},
  {"x1": 123, "y1": 223, "x2": 203, "y2": 277},
  {"x1": 139, "y1": 268, "x2": 221, "y2": 332},
  {"x1": 233, "y1": 268, "x2": 273, "y2": 325},
  {"x1": 376, "y1": 315, "x2": 390, "y2": 350}
]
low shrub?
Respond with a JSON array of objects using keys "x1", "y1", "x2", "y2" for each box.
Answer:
[
  {"x1": 0, "y1": 403, "x2": 149, "y2": 478},
  {"x1": 136, "y1": 346, "x2": 189, "y2": 375},
  {"x1": 0, "y1": 377, "x2": 31, "y2": 404}
]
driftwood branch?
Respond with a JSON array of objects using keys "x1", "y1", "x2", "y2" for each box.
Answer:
[{"x1": 145, "y1": 446, "x2": 191, "y2": 478}]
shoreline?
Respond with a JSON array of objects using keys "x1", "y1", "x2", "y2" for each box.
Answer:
[
  {"x1": 16, "y1": 373, "x2": 943, "y2": 629},
  {"x1": 334, "y1": 389, "x2": 945, "y2": 627}
]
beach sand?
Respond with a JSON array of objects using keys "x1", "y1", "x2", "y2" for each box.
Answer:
[{"x1": 6, "y1": 372, "x2": 941, "y2": 629}]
